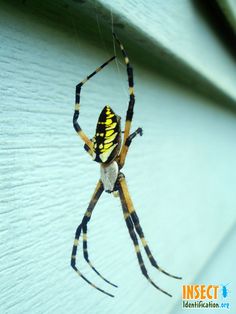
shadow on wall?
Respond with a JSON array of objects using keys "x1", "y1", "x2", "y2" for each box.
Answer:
[{"x1": 191, "y1": 0, "x2": 236, "y2": 60}]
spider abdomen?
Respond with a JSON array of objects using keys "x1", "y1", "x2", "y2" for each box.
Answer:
[
  {"x1": 100, "y1": 161, "x2": 119, "y2": 193},
  {"x1": 92, "y1": 106, "x2": 121, "y2": 164}
]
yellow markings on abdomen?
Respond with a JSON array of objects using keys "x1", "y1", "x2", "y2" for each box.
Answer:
[
  {"x1": 103, "y1": 142, "x2": 113, "y2": 150},
  {"x1": 106, "y1": 122, "x2": 117, "y2": 130},
  {"x1": 106, "y1": 130, "x2": 114, "y2": 137},
  {"x1": 104, "y1": 132, "x2": 117, "y2": 144},
  {"x1": 107, "y1": 114, "x2": 115, "y2": 118},
  {"x1": 99, "y1": 143, "x2": 118, "y2": 163},
  {"x1": 105, "y1": 119, "x2": 112, "y2": 125}
]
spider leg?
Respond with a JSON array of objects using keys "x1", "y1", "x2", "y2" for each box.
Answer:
[
  {"x1": 118, "y1": 180, "x2": 172, "y2": 297},
  {"x1": 130, "y1": 211, "x2": 182, "y2": 280},
  {"x1": 82, "y1": 223, "x2": 118, "y2": 288},
  {"x1": 119, "y1": 176, "x2": 182, "y2": 280},
  {"x1": 119, "y1": 127, "x2": 143, "y2": 167},
  {"x1": 71, "y1": 180, "x2": 115, "y2": 297},
  {"x1": 73, "y1": 56, "x2": 116, "y2": 156},
  {"x1": 113, "y1": 33, "x2": 135, "y2": 168}
]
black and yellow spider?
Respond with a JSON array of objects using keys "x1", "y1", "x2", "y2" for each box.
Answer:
[{"x1": 71, "y1": 33, "x2": 181, "y2": 298}]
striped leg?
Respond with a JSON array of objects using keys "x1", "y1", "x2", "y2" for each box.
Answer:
[
  {"x1": 73, "y1": 56, "x2": 116, "y2": 156},
  {"x1": 131, "y1": 211, "x2": 182, "y2": 280},
  {"x1": 71, "y1": 180, "x2": 115, "y2": 297},
  {"x1": 113, "y1": 33, "x2": 135, "y2": 168},
  {"x1": 119, "y1": 176, "x2": 182, "y2": 280},
  {"x1": 119, "y1": 127, "x2": 143, "y2": 168},
  {"x1": 82, "y1": 224, "x2": 118, "y2": 287},
  {"x1": 118, "y1": 180, "x2": 172, "y2": 297}
]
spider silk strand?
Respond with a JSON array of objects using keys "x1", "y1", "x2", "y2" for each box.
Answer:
[{"x1": 110, "y1": 6, "x2": 128, "y2": 98}]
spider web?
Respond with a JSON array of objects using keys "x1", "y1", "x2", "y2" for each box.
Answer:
[
  {"x1": 94, "y1": 2, "x2": 128, "y2": 98},
  {"x1": 70, "y1": 3, "x2": 129, "y2": 104}
]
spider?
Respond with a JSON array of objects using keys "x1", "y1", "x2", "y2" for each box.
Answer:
[{"x1": 71, "y1": 33, "x2": 181, "y2": 298}]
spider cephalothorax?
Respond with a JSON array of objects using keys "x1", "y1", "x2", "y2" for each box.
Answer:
[
  {"x1": 92, "y1": 105, "x2": 121, "y2": 163},
  {"x1": 71, "y1": 33, "x2": 181, "y2": 298}
]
